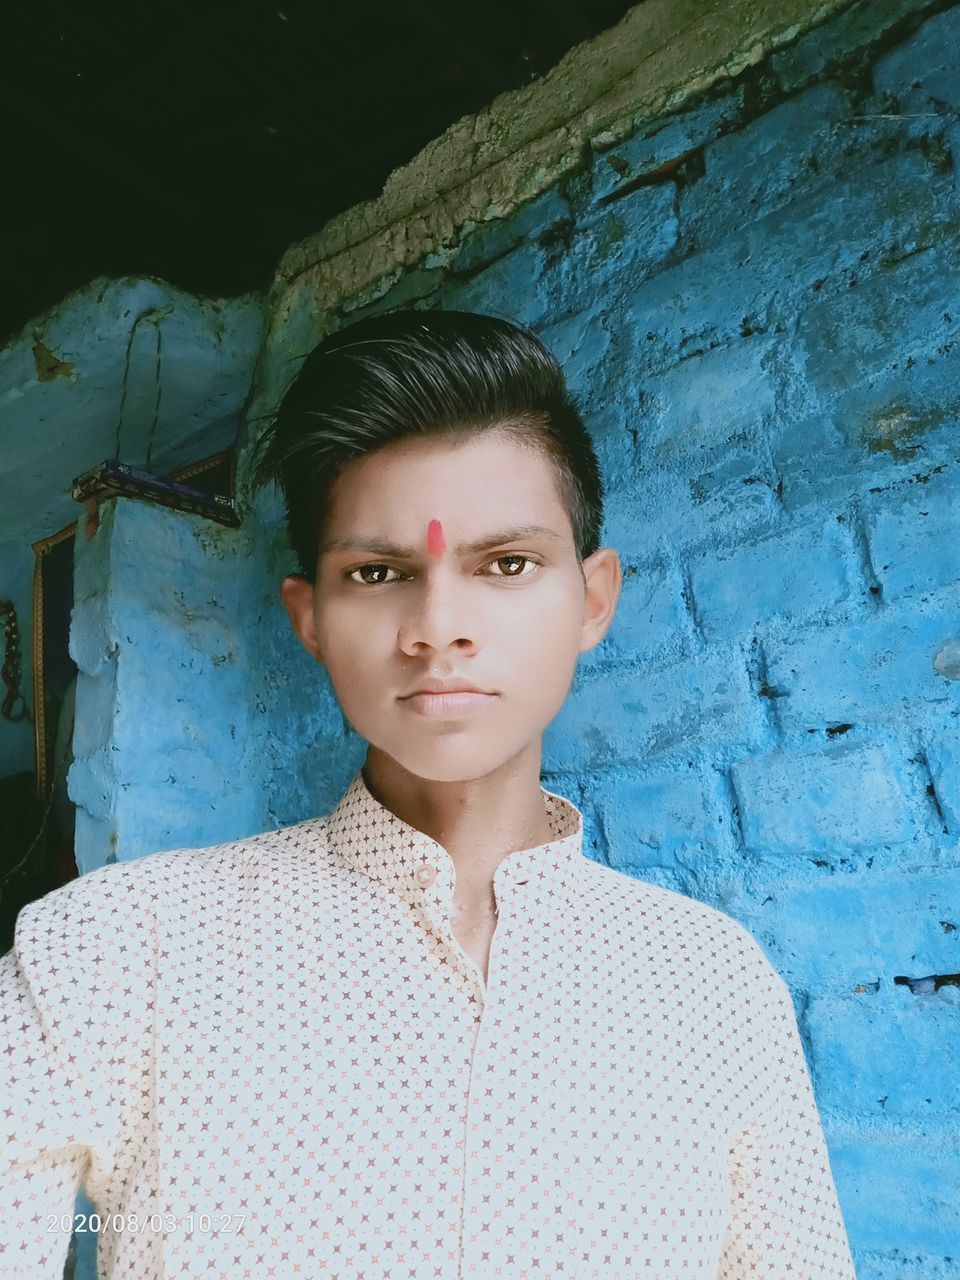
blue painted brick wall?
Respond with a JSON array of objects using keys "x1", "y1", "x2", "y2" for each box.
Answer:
[
  {"x1": 69, "y1": 499, "x2": 265, "y2": 870},
  {"x1": 69, "y1": 489, "x2": 362, "y2": 872}
]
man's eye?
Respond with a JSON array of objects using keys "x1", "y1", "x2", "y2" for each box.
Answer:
[
  {"x1": 485, "y1": 554, "x2": 538, "y2": 578},
  {"x1": 347, "y1": 563, "x2": 402, "y2": 585}
]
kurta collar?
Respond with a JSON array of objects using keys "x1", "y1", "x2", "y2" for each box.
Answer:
[{"x1": 323, "y1": 768, "x2": 585, "y2": 900}]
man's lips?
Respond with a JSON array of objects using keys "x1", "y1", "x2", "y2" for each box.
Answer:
[
  {"x1": 398, "y1": 679, "x2": 493, "y2": 698},
  {"x1": 398, "y1": 689, "x2": 498, "y2": 717}
]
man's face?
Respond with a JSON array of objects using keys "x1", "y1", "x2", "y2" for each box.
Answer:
[{"x1": 281, "y1": 430, "x2": 620, "y2": 783}]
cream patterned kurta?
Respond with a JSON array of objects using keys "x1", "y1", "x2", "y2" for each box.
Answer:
[{"x1": 1, "y1": 771, "x2": 856, "y2": 1279}]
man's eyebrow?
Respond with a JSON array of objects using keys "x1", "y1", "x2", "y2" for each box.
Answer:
[{"x1": 319, "y1": 524, "x2": 565, "y2": 558}]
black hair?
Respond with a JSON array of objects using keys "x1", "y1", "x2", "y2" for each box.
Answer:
[{"x1": 249, "y1": 309, "x2": 604, "y2": 580}]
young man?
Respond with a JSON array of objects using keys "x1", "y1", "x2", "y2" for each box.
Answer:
[{"x1": 0, "y1": 309, "x2": 856, "y2": 1278}]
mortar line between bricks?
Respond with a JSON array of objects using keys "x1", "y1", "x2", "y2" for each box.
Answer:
[
  {"x1": 750, "y1": 0, "x2": 955, "y2": 116},
  {"x1": 911, "y1": 741, "x2": 950, "y2": 837},
  {"x1": 846, "y1": 497, "x2": 884, "y2": 610},
  {"x1": 718, "y1": 766, "x2": 747, "y2": 853},
  {"x1": 678, "y1": 561, "x2": 706, "y2": 642},
  {"x1": 747, "y1": 633, "x2": 784, "y2": 738},
  {"x1": 586, "y1": 795, "x2": 614, "y2": 869}
]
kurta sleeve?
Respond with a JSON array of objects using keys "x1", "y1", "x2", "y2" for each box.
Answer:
[
  {"x1": 0, "y1": 866, "x2": 156, "y2": 1278},
  {"x1": 719, "y1": 968, "x2": 856, "y2": 1278}
]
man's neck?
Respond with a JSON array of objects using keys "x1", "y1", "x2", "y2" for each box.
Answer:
[{"x1": 361, "y1": 745, "x2": 554, "y2": 913}]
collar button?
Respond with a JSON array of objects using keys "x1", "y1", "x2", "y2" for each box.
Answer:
[{"x1": 413, "y1": 863, "x2": 438, "y2": 888}]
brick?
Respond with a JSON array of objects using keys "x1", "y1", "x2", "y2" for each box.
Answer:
[
  {"x1": 830, "y1": 1130, "x2": 960, "y2": 1254},
  {"x1": 536, "y1": 308, "x2": 611, "y2": 398},
  {"x1": 833, "y1": 354, "x2": 960, "y2": 476},
  {"x1": 769, "y1": 351, "x2": 960, "y2": 514},
  {"x1": 543, "y1": 647, "x2": 756, "y2": 772},
  {"x1": 924, "y1": 728, "x2": 960, "y2": 836},
  {"x1": 771, "y1": 0, "x2": 937, "y2": 93},
  {"x1": 687, "y1": 518, "x2": 857, "y2": 640},
  {"x1": 114, "y1": 781, "x2": 255, "y2": 859},
  {"x1": 588, "y1": 92, "x2": 743, "y2": 204},
  {"x1": 626, "y1": 149, "x2": 954, "y2": 378},
  {"x1": 769, "y1": 409, "x2": 857, "y2": 513},
  {"x1": 730, "y1": 743, "x2": 914, "y2": 854},
  {"x1": 807, "y1": 986, "x2": 960, "y2": 1119},
  {"x1": 593, "y1": 768, "x2": 722, "y2": 876},
  {"x1": 111, "y1": 644, "x2": 245, "y2": 763},
  {"x1": 797, "y1": 244, "x2": 960, "y2": 398},
  {"x1": 680, "y1": 83, "x2": 853, "y2": 247},
  {"x1": 723, "y1": 867, "x2": 960, "y2": 992},
  {"x1": 67, "y1": 748, "x2": 117, "y2": 825},
  {"x1": 452, "y1": 184, "x2": 571, "y2": 273},
  {"x1": 71, "y1": 661, "x2": 118, "y2": 758},
  {"x1": 600, "y1": 471, "x2": 780, "y2": 563},
  {"x1": 640, "y1": 338, "x2": 777, "y2": 466},
  {"x1": 874, "y1": 7, "x2": 960, "y2": 113},
  {"x1": 579, "y1": 395, "x2": 645, "y2": 494},
  {"x1": 581, "y1": 559, "x2": 687, "y2": 669},
  {"x1": 438, "y1": 238, "x2": 553, "y2": 329},
  {"x1": 865, "y1": 464, "x2": 960, "y2": 602},
  {"x1": 112, "y1": 593, "x2": 240, "y2": 673},
  {"x1": 684, "y1": 439, "x2": 784, "y2": 518},
  {"x1": 765, "y1": 594, "x2": 960, "y2": 730},
  {"x1": 114, "y1": 745, "x2": 238, "y2": 794},
  {"x1": 849, "y1": 1251, "x2": 960, "y2": 1280},
  {"x1": 555, "y1": 184, "x2": 678, "y2": 299}
]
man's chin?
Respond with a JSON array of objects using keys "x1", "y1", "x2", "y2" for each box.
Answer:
[{"x1": 374, "y1": 736, "x2": 520, "y2": 786}]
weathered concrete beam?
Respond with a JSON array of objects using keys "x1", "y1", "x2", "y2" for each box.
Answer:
[{"x1": 270, "y1": 0, "x2": 852, "y2": 312}]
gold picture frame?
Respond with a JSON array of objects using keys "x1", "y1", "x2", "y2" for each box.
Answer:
[{"x1": 31, "y1": 521, "x2": 77, "y2": 802}]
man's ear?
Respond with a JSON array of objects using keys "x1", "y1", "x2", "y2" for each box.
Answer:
[
  {"x1": 578, "y1": 548, "x2": 622, "y2": 654},
  {"x1": 280, "y1": 574, "x2": 324, "y2": 664}
]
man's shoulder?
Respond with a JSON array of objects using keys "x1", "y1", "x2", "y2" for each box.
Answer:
[
  {"x1": 15, "y1": 816, "x2": 331, "y2": 947},
  {"x1": 578, "y1": 856, "x2": 779, "y2": 985},
  {"x1": 579, "y1": 852, "x2": 744, "y2": 929}
]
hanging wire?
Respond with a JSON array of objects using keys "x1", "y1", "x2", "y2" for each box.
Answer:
[
  {"x1": 114, "y1": 305, "x2": 171, "y2": 464},
  {"x1": 0, "y1": 745, "x2": 69, "y2": 894},
  {"x1": 144, "y1": 318, "x2": 163, "y2": 471}
]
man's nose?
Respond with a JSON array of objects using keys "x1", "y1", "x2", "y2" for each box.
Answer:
[{"x1": 397, "y1": 567, "x2": 479, "y2": 652}]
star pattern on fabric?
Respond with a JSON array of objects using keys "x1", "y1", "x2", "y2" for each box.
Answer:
[{"x1": 0, "y1": 770, "x2": 856, "y2": 1278}]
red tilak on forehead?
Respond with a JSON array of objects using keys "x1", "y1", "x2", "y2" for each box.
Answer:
[{"x1": 426, "y1": 519, "x2": 447, "y2": 558}]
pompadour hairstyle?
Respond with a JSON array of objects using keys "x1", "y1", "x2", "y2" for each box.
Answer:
[{"x1": 250, "y1": 309, "x2": 604, "y2": 580}]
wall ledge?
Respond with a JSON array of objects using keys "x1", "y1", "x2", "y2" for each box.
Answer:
[{"x1": 270, "y1": 0, "x2": 852, "y2": 314}]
